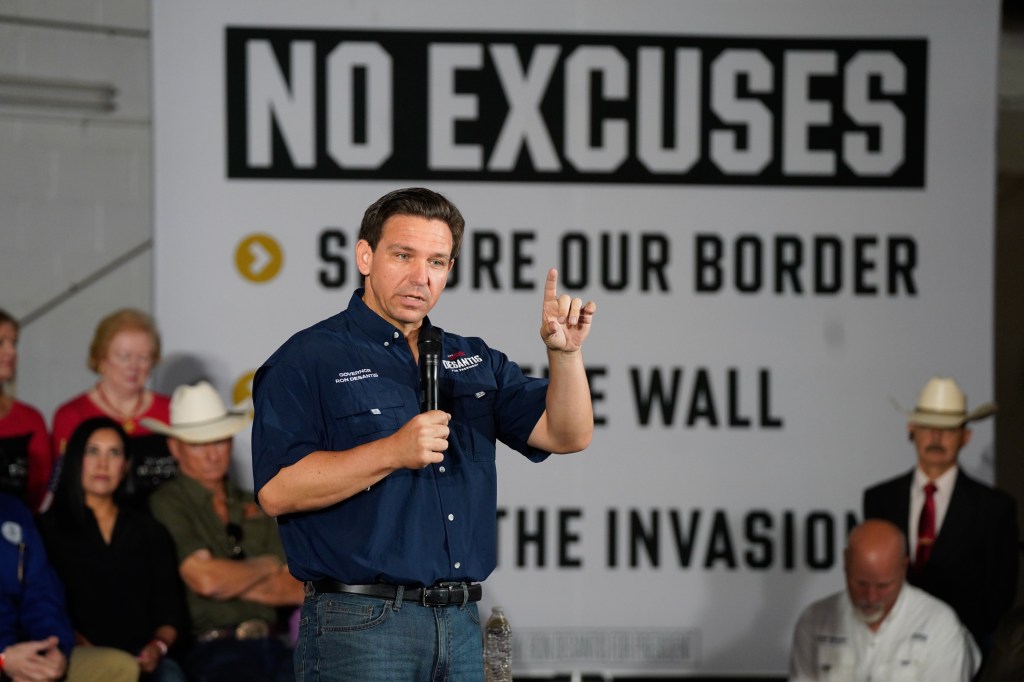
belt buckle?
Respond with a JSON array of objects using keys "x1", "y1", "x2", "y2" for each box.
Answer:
[
  {"x1": 196, "y1": 629, "x2": 225, "y2": 644},
  {"x1": 421, "y1": 586, "x2": 446, "y2": 606},
  {"x1": 235, "y1": 618, "x2": 270, "y2": 640},
  {"x1": 421, "y1": 582, "x2": 466, "y2": 607}
]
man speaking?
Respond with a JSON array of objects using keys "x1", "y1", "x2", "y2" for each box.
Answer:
[{"x1": 252, "y1": 187, "x2": 597, "y2": 681}]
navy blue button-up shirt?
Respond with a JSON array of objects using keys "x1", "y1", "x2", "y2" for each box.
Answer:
[
  {"x1": 0, "y1": 494, "x2": 74, "y2": 656},
  {"x1": 253, "y1": 290, "x2": 549, "y2": 585}
]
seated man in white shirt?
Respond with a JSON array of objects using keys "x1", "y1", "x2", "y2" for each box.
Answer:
[{"x1": 789, "y1": 519, "x2": 979, "y2": 681}]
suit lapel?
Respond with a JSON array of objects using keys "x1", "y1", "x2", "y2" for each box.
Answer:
[
  {"x1": 893, "y1": 470, "x2": 913, "y2": 536},
  {"x1": 879, "y1": 470, "x2": 915, "y2": 555}
]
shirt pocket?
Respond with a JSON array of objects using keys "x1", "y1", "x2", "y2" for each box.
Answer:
[
  {"x1": 817, "y1": 640, "x2": 856, "y2": 682},
  {"x1": 888, "y1": 635, "x2": 926, "y2": 681},
  {"x1": 331, "y1": 388, "x2": 405, "y2": 447},
  {"x1": 451, "y1": 379, "x2": 497, "y2": 462}
]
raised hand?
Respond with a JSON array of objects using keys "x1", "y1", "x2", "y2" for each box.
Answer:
[{"x1": 539, "y1": 268, "x2": 596, "y2": 353}]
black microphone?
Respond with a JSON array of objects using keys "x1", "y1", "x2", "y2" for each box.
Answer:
[{"x1": 418, "y1": 326, "x2": 441, "y2": 412}]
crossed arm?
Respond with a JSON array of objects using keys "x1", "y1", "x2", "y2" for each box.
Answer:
[{"x1": 179, "y1": 548, "x2": 303, "y2": 606}]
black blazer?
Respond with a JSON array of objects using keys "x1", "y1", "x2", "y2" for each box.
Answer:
[{"x1": 864, "y1": 467, "x2": 1019, "y2": 648}]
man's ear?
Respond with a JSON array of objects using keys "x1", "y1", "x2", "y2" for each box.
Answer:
[{"x1": 355, "y1": 239, "x2": 373, "y2": 276}]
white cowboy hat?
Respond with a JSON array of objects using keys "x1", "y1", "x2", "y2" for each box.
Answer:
[
  {"x1": 894, "y1": 376, "x2": 997, "y2": 429},
  {"x1": 140, "y1": 380, "x2": 248, "y2": 444}
]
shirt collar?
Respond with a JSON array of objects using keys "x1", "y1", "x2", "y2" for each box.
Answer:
[
  {"x1": 914, "y1": 464, "x2": 958, "y2": 490},
  {"x1": 345, "y1": 288, "x2": 434, "y2": 348},
  {"x1": 175, "y1": 472, "x2": 242, "y2": 503}
]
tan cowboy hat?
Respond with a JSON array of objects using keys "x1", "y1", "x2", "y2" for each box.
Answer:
[
  {"x1": 140, "y1": 380, "x2": 248, "y2": 444},
  {"x1": 894, "y1": 376, "x2": 998, "y2": 429}
]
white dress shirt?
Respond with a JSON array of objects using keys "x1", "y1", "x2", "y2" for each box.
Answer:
[{"x1": 789, "y1": 583, "x2": 979, "y2": 681}]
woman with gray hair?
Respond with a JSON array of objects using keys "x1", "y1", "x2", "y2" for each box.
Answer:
[{"x1": 50, "y1": 308, "x2": 174, "y2": 507}]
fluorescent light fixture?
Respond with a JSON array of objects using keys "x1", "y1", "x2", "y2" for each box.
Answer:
[{"x1": 0, "y1": 74, "x2": 116, "y2": 113}]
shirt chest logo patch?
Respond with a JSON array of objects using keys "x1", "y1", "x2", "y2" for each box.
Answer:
[
  {"x1": 443, "y1": 353, "x2": 483, "y2": 373},
  {"x1": 335, "y1": 368, "x2": 379, "y2": 384}
]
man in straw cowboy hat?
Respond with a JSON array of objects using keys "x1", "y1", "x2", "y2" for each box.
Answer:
[
  {"x1": 143, "y1": 381, "x2": 303, "y2": 682},
  {"x1": 863, "y1": 376, "x2": 1018, "y2": 654}
]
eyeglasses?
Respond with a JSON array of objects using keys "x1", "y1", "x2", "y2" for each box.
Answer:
[
  {"x1": 226, "y1": 523, "x2": 246, "y2": 560},
  {"x1": 107, "y1": 351, "x2": 154, "y2": 368}
]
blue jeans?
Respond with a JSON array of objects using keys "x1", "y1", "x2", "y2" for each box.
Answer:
[{"x1": 296, "y1": 589, "x2": 483, "y2": 681}]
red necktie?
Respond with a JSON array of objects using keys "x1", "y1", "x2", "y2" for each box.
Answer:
[{"x1": 914, "y1": 482, "x2": 937, "y2": 571}]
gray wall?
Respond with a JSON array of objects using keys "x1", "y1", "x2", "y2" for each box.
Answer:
[{"x1": 1, "y1": 1, "x2": 154, "y2": 413}]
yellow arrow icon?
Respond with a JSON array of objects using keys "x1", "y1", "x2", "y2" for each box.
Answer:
[{"x1": 236, "y1": 234, "x2": 283, "y2": 283}]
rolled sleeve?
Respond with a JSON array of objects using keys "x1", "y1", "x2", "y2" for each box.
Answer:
[{"x1": 252, "y1": 360, "x2": 323, "y2": 495}]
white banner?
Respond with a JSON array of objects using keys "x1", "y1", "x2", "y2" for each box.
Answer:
[{"x1": 152, "y1": 0, "x2": 1000, "y2": 675}]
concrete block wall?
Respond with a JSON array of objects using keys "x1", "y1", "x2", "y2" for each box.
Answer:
[{"x1": 0, "y1": 0, "x2": 153, "y2": 419}]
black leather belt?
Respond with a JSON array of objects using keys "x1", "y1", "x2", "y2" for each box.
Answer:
[{"x1": 308, "y1": 579, "x2": 482, "y2": 606}]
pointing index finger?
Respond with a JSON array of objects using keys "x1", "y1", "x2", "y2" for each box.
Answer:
[{"x1": 545, "y1": 268, "x2": 559, "y2": 302}]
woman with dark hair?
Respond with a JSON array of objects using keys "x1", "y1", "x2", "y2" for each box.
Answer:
[
  {"x1": 38, "y1": 417, "x2": 190, "y2": 682},
  {"x1": 0, "y1": 308, "x2": 52, "y2": 511}
]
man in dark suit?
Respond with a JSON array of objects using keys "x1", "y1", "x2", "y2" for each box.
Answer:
[{"x1": 863, "y1": 376, "x2": 1018, "y2": 653}]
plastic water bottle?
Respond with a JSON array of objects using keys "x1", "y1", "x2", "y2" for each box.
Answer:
[{"x1": 484, "y1": 606, "x2": 512, "y2": 682}]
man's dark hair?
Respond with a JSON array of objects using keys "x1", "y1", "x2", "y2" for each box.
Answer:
[{"x1": 359, "y1": 187, "x2": 465, "y2": 259}]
